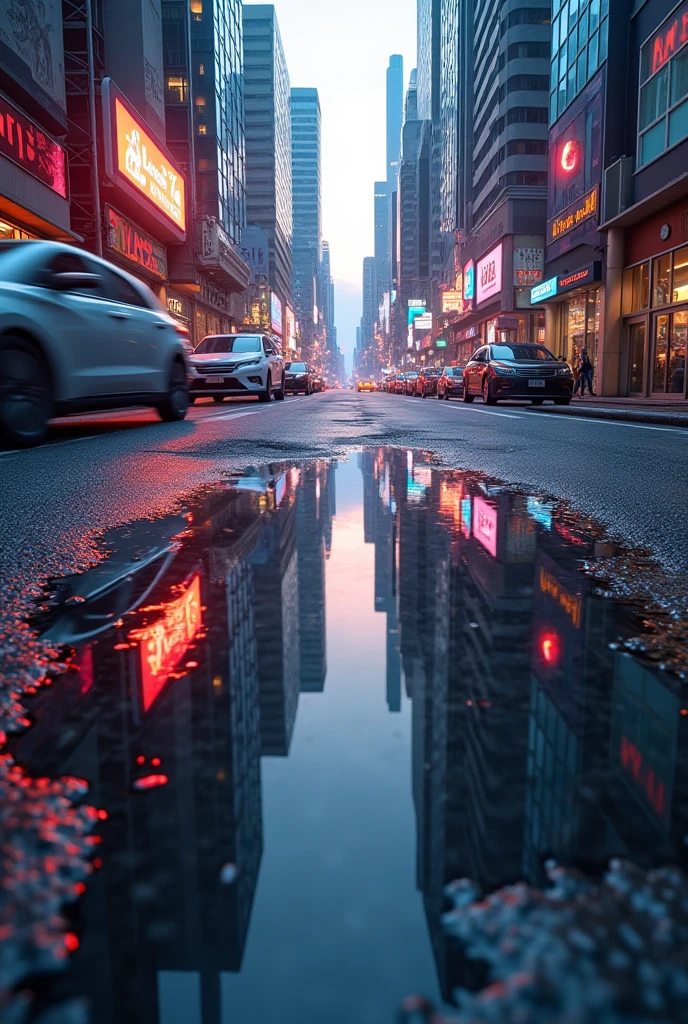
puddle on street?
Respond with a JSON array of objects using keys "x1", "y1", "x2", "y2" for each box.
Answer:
[{"x1": 7, "y1": 449, "x2": 688, "y2": 1023}]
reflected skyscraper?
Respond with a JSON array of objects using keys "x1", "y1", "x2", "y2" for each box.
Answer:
[{"x1": 296, "y1": 462, "x2": 335, "y2": 693}]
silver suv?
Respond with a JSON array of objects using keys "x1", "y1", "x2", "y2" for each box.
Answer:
[
  {"x1": 0, "y1": 241, "x2": 190, "y2": 446},
  {"x1": 188, "y1": 333, "x2": 285, "y2": 403}
]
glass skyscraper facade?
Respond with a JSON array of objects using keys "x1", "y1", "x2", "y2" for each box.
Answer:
[
  {"x1": 291, "y1": 87, "x2": 322, "y2": 344},
  {"x1": 550, "y1": 0, "x2": 610, "y2": 124}
]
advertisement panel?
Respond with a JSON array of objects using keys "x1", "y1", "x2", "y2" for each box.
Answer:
[
  {"x1": 463, "y1": 260, "x2": 475, "y2": 307},
  {"x1": 473, "y1": 497, "x2": 498, "y2": 558},
  {"x1": 442, "y1": 289, "x2": 463, "y2": 313},
  {"x1": 513, "y1": 247, "x2": 544, "y2": 286},
  {"x1": 476, "y1": 244, "x2": 503, "y2": 305},
  {"x1": 102, "y1": 79, "x2": 186, "y2": 240},
  {"x1": 105, "y1": 205, "x2": 167, "y2": 279},
  {"x1": 0, "y1": 91, "x2": 67, "y2": 197},
  {"x1": 0, "y1": 0, "x2": 66, "y2": 114},
  {"x1": 270, "y1": 292, "x2": 283, "y2": 335},
  {"x1": 285, "y1": 305, "x2": 297, "y2": 350}
]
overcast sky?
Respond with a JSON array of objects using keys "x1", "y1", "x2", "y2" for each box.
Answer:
[{"x1": 270, "y1": 0, "x2": 417, "y2": 371}]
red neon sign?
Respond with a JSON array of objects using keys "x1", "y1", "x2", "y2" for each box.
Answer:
[
  {"x1": 129, "y1": 574, "x2": 202, "y2": 711},
  {"x1": 620, "y1": 735, "x2": 667, "y2": 821},
  {"x1": 0, "y1": 93, "x2": 67, "y2": 198},
  {"x1": 560, "y1": 139, "x2": 579, "y2": 174},
  {"x1": 649, "y1": 3, "x2": 688, "y2": 75},
  {"x1": 539, "y1": 630, "x2": 562, "y2": 667}
]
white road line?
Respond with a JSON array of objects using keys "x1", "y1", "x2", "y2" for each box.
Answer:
[
  {"x1": 0, "y1": 432, "x2": 103, "y2": 458},
  {"x1": 213, "y1": 396, "x2": 308, "y2": 421},
  {"x1": 537, "y1": 415, "x2": 688, "y2": 435}
]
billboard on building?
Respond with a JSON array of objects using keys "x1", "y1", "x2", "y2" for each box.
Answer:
[
  {"x1": 270, "y1": 292, "x2": 283, "y2": 335},
  {"x1": 285, "y1": 305, "x2": 297, "y2": 350},
  {"x1": 0, "y1": 91, "x2": 67, "y2": 197},
  {"x1": 476, "y1": 244, "x2": 503, "y2": 305},
  {"x1": 0, "y1": 0, "x2": 66, "y2": 115}
]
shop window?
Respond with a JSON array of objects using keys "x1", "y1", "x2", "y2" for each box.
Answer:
[
  {"x1": 622, "y1": 262, "x2": 649, "y2": 314},
  {"x1": 653, "y1": 314, "x2": 669, "y2": 390},
  {"x1": 629, "y1": 322, "x2": 646, "y2": 393},
  {"x1": 673, "y1": 247, "x2": 688, "y2": 302},
  {"x1": 652, "y1": 253, "x2": 672, "y2": 306},
  {"x1": 669, "y1": 311, "x2": 687, "y2": 393},
  {"x1": 0, "y1": 219, "x2": 35, "y2": 240}
]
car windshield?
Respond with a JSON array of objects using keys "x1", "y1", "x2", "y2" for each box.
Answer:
[
  {"x1": 285, "y1": 362, "x2": 307, "y2": 372},
  {"x1": 448, "y1": 367, "x2": 463, "y2": 376},
  {"x1": 490, "y1": 344, "x2": 557, "y2": 362},
  {"x1": 195, "y1": 335, "x2": 261, "y2": 354},
  {"x1": 425, "y1": 368, "x2": 441, "y2": 376},
  {"x1": 407, "y1": 373, "x2": 418, "y2": 378}
]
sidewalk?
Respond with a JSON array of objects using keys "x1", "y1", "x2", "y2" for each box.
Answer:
[{"x1": 530, "y1": 394, "x2": 688, "y2": 428}]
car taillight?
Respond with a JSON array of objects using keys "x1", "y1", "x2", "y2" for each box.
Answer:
[{"x1": 175, "y1": 324, "x2": 189, "y2": 340}]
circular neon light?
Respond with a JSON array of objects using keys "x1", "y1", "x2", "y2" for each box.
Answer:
[{"x1": 560, "y1": 140, "x2": 579, "y2": 174}]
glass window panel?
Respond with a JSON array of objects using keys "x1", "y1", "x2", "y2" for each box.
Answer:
[
  {"x1": 653, "y1": 314, "x2": 669, "y2": 391},
  {"x1": 551, "y1": 53, "x2": 559, "y2": 89},
  {"x1": 671, "y1": 48, "x2": 688, "y2": 105},
  {"x1": 558, "y1": 75, "x2": 567, "y2": 113},
  {"x1": 669, "y1": 311, "x2": 688, "y2": 393},
  {"x1": 578, "y1": 6, "x2": 588, "y2": 43},
  {"x1": 669, "y1": 97, "x2": 688, "y2": 146},
  {"x1": 673, "y1": 246, "x2": 688, "y2": 302},
  {"x1": 569, "y1": 23, "x2": 578, "y2": 62},
  {"x1": 629, "y1": 323, "x2": 647, "y2": 393},
  {"x1": 601, "y1": 0, "x2": 609, "y2": 18},
  {"x1": 569, "y1": 0, "x2": 578, "y2": 30},
  {"x1": 560, "y1": 5, "x2": 568, "y2": 47},
  {"x1": 640, "y1": 120, "x2": 666, "y2": 165},
  {"x1": 653, "y1": 253, "x2": 672, "y2": 307},
  {"x1": 567, "y1": 64, "x2": 577, "y2": 105},
  {"x1": 588, "y1": 31, "x2": 599, "y2": 75},
  {"x1": 577, "y1": 52, "x2": 587, "y2": 92},
  {"x1": 589, "y1": 0, "x2": 600, "y2": 34},
  {"x1": 550, "y1": 89, "x2": 558, "y2": 122},
  {"x1": 623, "y1": 263, "x2": 649, "y2": 314},
  {"x1": 599, "y1": 19, "x2": 608, "y2": 63},
  {"x1": 552, "y1": 13, "x2": 561, "y2": 55}
]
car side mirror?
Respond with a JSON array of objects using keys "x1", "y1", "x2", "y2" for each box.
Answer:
[{"x1": 52, "y1": 271, "x2": 101, "y2": 291}]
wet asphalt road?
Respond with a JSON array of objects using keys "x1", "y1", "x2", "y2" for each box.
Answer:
[{"x1": 1, "y1": 389, "x2": 687, "y2": 594}]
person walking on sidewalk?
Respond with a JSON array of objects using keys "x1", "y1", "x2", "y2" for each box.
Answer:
[{"x1": 573, "y1": 349, "x2": 596, "y2": 397}]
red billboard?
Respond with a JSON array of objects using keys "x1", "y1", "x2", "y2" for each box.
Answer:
[{"x1": 0, "y1": 91, "x2": 67, "y2": 198}]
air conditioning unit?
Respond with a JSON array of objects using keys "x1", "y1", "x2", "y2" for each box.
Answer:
[{"x1": 603, "y1": 157, "x2": 634, "y2": 223}]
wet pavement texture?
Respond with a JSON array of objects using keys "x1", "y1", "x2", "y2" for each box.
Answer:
[{"x1": 3, "y1": 449, "x2": 688, "y2": 1023}]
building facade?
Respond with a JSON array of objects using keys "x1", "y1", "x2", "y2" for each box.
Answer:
[
  {"x1": 361, "y1": 256, "x2": 377, "y2": 356},
  {"x1": 291, "y1": 86, "x2": 322, "y2": 356},
  {"x1": 243, "y1": 3, "x2": 293, "y2": 341}
]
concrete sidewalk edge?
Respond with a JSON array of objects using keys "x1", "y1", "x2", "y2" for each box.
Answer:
[{"x1": 530, "y1": 404, "x2": 688, "y2": 428}]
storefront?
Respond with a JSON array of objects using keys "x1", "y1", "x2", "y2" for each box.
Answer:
[
  {"x1": 530, "y1": 263, "x2": 602, "y2": 365},
  {"x1": 104, "y1": 204, "x2": 168, "y2": 301}
]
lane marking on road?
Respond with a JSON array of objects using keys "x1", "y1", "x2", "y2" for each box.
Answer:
[
  {"x1": 403, "y1": 396, "x2": 526, "y2": 420},
  {"x1": 532, "y1": 415, "x2": 688, "y2": 435},
  {"x1": 0, "y1": 432, "x2": 105, "y2": 459},
  {"x1": 213, "y1": 397, "x2": 309, "y2": 421}
]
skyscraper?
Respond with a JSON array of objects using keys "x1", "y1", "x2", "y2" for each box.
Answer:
[
  {"x1": 291, "y1": 87, "x2": 322, "y2": 354},
  {"x1": 361, "y1": 256, "x2": 377, "y2": 354},
  {"x1": 242, "y1": 5, "x2": 293, "y2": 318},
  {"x1": 320, "y1": 241, "x2": 336, "y2": 351},
  {"x1": 386, "y1": 55, "x2": 404, "y2": 194},
  {"x1": 374, "y1": 182, "x2": 389, "y2": 307}
]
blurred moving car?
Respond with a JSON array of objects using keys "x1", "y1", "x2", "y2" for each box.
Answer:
[
  {"x1": 417, "y1": 366, "x2": 441, "y2": 397},
  {"x1": 189, "y1": 333, "x2": 284, "y2": 403},
  {"x1": 405, "y1": 371, "x2": 420, "y2": 396},
  {"x1": 285, "y1": 361, "x2": 313, "y2": 394},
  {"x1": 462, "y1": 343, "x2": 573, "y2": 405},
  {"x1": 0, "y1": 240, "x2": 190, "y2": 446},
  {"x1": 437, "y1": 366, "x2": 464, "y2": 400},
  {"x1": 357, "y1": 380, "x2": 375, "y2": 392},
  {"x1": 312, "y1": 375, "x2": 325, "y2": 393}
]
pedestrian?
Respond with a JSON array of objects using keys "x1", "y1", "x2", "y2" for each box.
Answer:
[{"x1": 579, "y1": 348, "x2": 595, "y2": 397}]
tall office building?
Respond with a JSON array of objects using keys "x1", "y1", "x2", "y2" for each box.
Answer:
[
  {"x1": 361, "y1": 256, "x2": 377, "y2": 353},
  {"x1": 243, "y1": 4, "x2": 293, "y2": 320},
  {"x1": 374, "y1": 182, "x2": 389, "y2": 307},
  {"x1": 291, "y1": 87, "x2": 322, "y2": 353},
  {"x1": 320, "y1": 241, "x2": 337, "y2": 351},
  {"x1": 386, "y1": 55, "x2": 405, "y2": 192}
]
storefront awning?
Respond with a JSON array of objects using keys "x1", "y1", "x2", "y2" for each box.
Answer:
[
  {"x1": 600, "y1": 172, "x2": 688, "y2": 230},
  {"x1": 0, "y1": 193, "x2": 82, "y2": 243}
]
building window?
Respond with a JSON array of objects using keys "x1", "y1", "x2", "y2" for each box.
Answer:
[
  {"x1": 638, "y1": 13, "x2": 688, "y2": 167},
  {"x1": 165, "y1": 75, "x2": 187, "y2": 103},
  {"x1": 199, "y1": 63, "x2": 205, "y2": 75},
  {"x1": 550, "y1": 0, "x2": 608, "y2": 124},
  {"x1": 190, "y1": 0, "x2": 202, "y2": 20},
  {"x1": 622, "y1": 262, "x2": 649, "y2": 314},
  {"x1": 197, "y1": 123, "x2": 207, "y2": 135},
  {"x1": 674, "y1": 246, "x2": 688, "y2": 302},
  {"x1": 652, "y1": 253, "x2": 672, "y2": 306}
]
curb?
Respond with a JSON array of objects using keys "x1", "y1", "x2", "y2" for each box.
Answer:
[{"x1": 529, "y1": 405, "x2": 688, "y2": 428}]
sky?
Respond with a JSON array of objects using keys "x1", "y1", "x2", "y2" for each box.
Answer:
[{"x1": 272, "y1": 0, "x2": 417, "y2": 371}]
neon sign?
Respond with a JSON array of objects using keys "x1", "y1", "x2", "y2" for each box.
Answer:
[
  {"x1": 560, "y1": 139, "x2": 579, "y2": 174},
  {"x1": 620, "y1": 735, "x2": 667, "y2": 821},
  {"x1": 549, "y1": 187, "x2": 598, "y2": 241},
  {"x1": 0, "y1": 93, "x2": 67, "y2": 198},
  {"x1": 473, "y1": 497, "x2": 498, "y2": 558},
  {"x1": 539, "y1": 566, "x2": 582, "y2": 628},
  {"x1": 476, "y1": 244, "x2": 503, "y2": 305},
  {"x1": 129, "y1": 574, "x2": 202, "y2": 711},
  {"x1": 105, "y1": 206, "x2": 167, "y2": 279},
  {"x1": 648, "y1": 3, "x2": 688, "y2": 76}
]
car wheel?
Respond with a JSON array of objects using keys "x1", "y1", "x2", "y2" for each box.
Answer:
[
  {"x1": 213, "y1": 395, "x2": 225, "y2": 404},
  {"x1": 483, "y1": 378, "x2": 497, "y2": 406},
  {"x1": 0, "y1": 334, "x2": 54, "y2": 447},
  {"x1": 258, "y1": 371, "x2": 273, "y2": 403},
  {"x1": 157, "y1": 359, "x2": 190, "y2": 421},
  {"x1": 554, "y1": 397, "x2": 571, "y2": 406},
  {"x1": 275, "y1": 374, "x2": 285, "y2": 401},
  {"x1": 462, "y1": 380, "x2": 474, "y2": 403},
  {"x1": 444, "y1": 391, "x2": 450, "y2": 401},
  {"x1": 421, "y1": 390, "x2": 427, "y2": 398},
  {"x1": 531, "y1": 398, "x2": 545, "y2": 406}
]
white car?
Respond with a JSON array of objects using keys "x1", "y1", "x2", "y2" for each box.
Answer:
[
  {"x1": 188, "y1": 333, "x2": 285, "y2": 403},
  {"x1": 0, "y1": 240, "x2": 190, "y2": 446}
]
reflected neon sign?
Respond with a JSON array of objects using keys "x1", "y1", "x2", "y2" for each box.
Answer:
[
  {"x1": 473, "y1": 497, "x2": 498, "y2": 558},
  {"x1": 129, "y1": 574, "x2": 202, "y2": 711}
]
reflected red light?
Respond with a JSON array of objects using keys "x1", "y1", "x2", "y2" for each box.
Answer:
[
  {"x1": 65, "y1": 932, "x2": 79, "y2": 952},
  {"x1": 133, "y1": 773, "x2": 169, "y2": 791},
  {"x1": 560, "y1": 140, "x2": 579, "y2": 174},
  {"x1": 151, "y1": 757, "x2": 161, "y2": 767},
  {"x1": 136, "y1": 755, "x2": 145, "y2": 765},
  {"x1": 129, "y1": 574, "x2": 202, "y2": 711},
  {"x1": 539, "y1": 630, "x2": 562, "y2": 667}
]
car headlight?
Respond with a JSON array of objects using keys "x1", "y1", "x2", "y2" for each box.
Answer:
[
  {"x1": 556, "y1": 366, "x2": 573, "y2": 376},
  {"x1": 237, "y1": 358, "x2": 262, "y2": 368},
  {"x1": 493, "y1": 364, "x2": 517, "y2": 376}
]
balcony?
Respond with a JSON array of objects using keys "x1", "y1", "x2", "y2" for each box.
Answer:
[{"x1": 197, "y1": 217, "x2": 251, "y2": 293}]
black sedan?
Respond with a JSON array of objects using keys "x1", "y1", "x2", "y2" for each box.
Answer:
[
  {"x1": 284, "y1": 361, "x2": 313, "y2": 395},
  {"x1": 437, "y1": 366, "x2": 464, "y2": 400},
  {"x1": 462, "y1": 343, "x2": 573, "y2": 406}
]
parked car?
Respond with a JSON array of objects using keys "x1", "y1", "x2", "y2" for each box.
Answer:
[
  {"x1": 417, "y1": 366, "x2": 442, "y2": 397},
  {"x1": 437, "y1": 366, "x2": 464, "y2": 400},
  {"x1": 394, "y1": 373, "x2": 407, "y2": 394},
  {"x1": 312, "y1": 374, "x2": 325, "y2": 393},
  {"x1": 404, "y1": 371, "x2": 420, "y2": 396},
  {"x1": 285, "y1": 361, "x2": 313, "y2": 395},
  {"x1": 189, "y1": 333, "x2": 284, "y2": 403},
  {"x1": 382, "y1": 375, "x2": 395, "y2": 393},
  {"x1": 462, "y1": 343, "x2": 574, "y2": 405},
  {"x1": 357, "y1": 379, "x2": 375, "y2": 392},
  {"x1": 0, "y1": 240, "x2": 190, "y2": 446}
]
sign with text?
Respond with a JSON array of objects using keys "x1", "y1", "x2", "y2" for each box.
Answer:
[
  {"x1": 473, "y1": 497, "x2": 498, "y2": 559},
  {"x1": 105, "y1": 205, "x2": 167, "y2": 279},
  {"x1": 557, "y1": 261, "x2": 602, "y2": 295},
  {"x1": 476, "y1": 244, "x2": 503, "y2": 305},
  {"x1": 442, "y1": 289, "x2": 463, "y2": 313},
  {"x1": 102, "y1": 79, "x2": 186, "y2": 239},
  {"x1": 270, "y1": 292, "x2": 283, "y2": 335},
  {"x1": 643, "y1": 1, "x2": 688, "y2": 80},
  {"x1": 530, "y1": 277, "x2": 558, "y2": 304},
  {"x1": 463, "y1": 260, "x2": 475, "y2": 305},
  {"x1": 0, "y1": 91, "x2": 67, "y2": 198},
  {"x1": 549, "y1": 187, "x2": 598, "y2": 242},
  {"x1": 513, "y1": 247, "x2": 544, "y2": 286}
]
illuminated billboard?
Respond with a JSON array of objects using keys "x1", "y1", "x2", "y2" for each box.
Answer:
[
  {"x1": 0, "y1": 92, "x2": 67, "y2": 198},
  {"x1": 476, "y1": 244, "x2": 503, "y2": 305},
  {"x1": 271, "y1": 292, "x2": 283, "y2": 335},
  {"x1": 473, "y1": 496, "x2": 498, "y2": 558},
  {"x1": 285, "y1": 305, "x2": 297, "y2": 350},
  {"x1": 463, "y1": 260, "x2": 475, "y2": 306},
  {"x1": 102, "y1": 78, "x2": 186, "y2": 240}
]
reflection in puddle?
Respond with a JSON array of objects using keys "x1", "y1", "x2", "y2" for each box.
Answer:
[{"x1": 7, "y1": 450, "x2": 688, "y2": 1022}]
